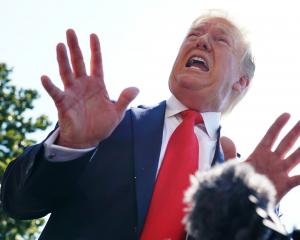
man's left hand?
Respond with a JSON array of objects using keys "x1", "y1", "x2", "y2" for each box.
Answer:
[{"x1": 246, "y1": 113, "x2": 300, "y2": 202}]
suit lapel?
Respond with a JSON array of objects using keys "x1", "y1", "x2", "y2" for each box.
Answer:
[
  {"x1": 211, "y1": 126, "x2": 224, "y2": 166},
  {"x1": 131, "y1": 101, "x2": 166, "y2": 234}
]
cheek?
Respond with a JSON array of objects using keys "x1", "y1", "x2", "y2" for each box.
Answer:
[
  {"x1": 168, "y1": 72, "x2": 180, "y2": 96},
  {"x1": 219, "y1": 55, "x2": 240, "y2": 84},
  {"x1": 173, "y1": 42, "x2": 191, "y2": 67},
  {"x1": 170, "y1": 53, "x2": 185, "y2": 76},
  {"x1": 214, "y1": 63, "x2": 240, "y2": 96}
]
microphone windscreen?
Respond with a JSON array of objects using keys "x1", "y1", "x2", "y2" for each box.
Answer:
[{"x1": 184, "y1": 160, "x2": 276, "y2": 240}]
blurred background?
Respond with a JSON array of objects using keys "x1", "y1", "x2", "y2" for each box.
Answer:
[{"x1": 1, "y1": 0, "x2": 299, "y2": 236}]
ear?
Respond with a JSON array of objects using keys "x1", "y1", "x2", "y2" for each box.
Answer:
[
  {"x1": 232, "y1": 76, "x2": 249, "y2": 93},
  {"x1": 220, "y1": 136, "x2": 237, "y2": 161}
]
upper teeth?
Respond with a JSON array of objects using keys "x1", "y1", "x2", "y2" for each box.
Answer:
[{"x1": 191, "y1": 57, "x2": 207, "y2": 67}]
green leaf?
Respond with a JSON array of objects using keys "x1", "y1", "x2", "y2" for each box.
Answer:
[{"x1": 0, "y1": 63, "x2": 51, "y2": 239}]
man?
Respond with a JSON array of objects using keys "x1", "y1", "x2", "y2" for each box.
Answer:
[{"x1": 1, "y1": 13, "x2": 300, "y2": 240}]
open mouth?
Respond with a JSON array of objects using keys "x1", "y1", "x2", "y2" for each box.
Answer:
[{"x1": 185, "y1": 56, "x2": 209, "y2": 72}]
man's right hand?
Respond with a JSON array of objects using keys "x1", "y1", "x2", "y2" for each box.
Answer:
[{"x1": 41, "y1": 29, "x2": 139, "y2": 148}]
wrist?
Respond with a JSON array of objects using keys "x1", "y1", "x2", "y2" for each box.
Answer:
[{"x1": 55, "y1": 135, "x2": 99, "y2": 149}]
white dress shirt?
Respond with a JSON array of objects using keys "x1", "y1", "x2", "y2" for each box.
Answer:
[
  {"x1": 44, "y1": 96, "x2": 221, "y2": 173},
  {"x1": 158, "y1": 96, "x2": 220, "y2": 173}
]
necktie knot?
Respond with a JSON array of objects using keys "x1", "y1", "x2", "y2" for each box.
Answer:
[{"x1": 180, "y1": 109, "x2": 203, "y2": 125}]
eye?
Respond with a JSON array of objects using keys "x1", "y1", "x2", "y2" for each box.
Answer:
[
  {"x1": 215, "y1": 36, "x2": 230, "y2": 46},
  {"x1": 217, "y1": 37, "x2": 226, "y2": 42},
  {"x1": 188, "y1": 33, "x2": 199, "y2": 39}
]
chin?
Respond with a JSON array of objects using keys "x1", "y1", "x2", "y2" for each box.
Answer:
[
  {"x1": 172, "y1": 87, "x2": 222, "y2": 112},
  {"x1": 173, "y1": 89, "x2": 201, "y2": 111},
  {"x1": 176, "y1": 74, "x2": 208, "y2": 90}
]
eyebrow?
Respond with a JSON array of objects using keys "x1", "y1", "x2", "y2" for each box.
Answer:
[
  {"x1": 191, "y1": 22, "x2": 235, "y2": 36},
  {"x1": 190, "y1": 26, "x2": 206, "y2": 34},
  {"x1": 213, "y1": 24, "x2": 234, "y2": 37}
]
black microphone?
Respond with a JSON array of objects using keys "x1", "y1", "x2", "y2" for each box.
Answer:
[{"x1": 183, "y1": 160, "x2": 298, "y2": 240}]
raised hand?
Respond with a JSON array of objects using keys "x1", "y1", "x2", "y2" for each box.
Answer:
[
  {"x1": 41, "y1": 29, "x2": 139, "y2": 148},
  {"x1": 220, "y1": 136, "x2": 237, "y2": 161},
  {"x1": 246, "y1": 113, "x2": 300, "y2": 202}
]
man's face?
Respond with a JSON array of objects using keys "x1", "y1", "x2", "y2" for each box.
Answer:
[{"x1": 169, "y1": 17, "x2": 246, "y2": 112}]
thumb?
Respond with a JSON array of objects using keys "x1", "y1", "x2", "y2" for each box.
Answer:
[
  {"x1": 115, "y1": 87, "x2": 139, "y2": 113},
  {"x1": 220, "y1": 136, "x2": 237, "y2": 161}
]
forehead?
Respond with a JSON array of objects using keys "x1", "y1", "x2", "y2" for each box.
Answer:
[
  {"x1": 191, "y1": 17, "x2": 241, "y2": 38},
  {"x1": 190, "y1": 17, "x2": 245, "y2": 52}
]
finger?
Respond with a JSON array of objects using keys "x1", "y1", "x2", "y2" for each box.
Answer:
[
  {"x1": 56, "y1": 43, "x2": 73, "y2": 87},
  {"x1": 288, "y1": 175, "x2": 300, "y2": 190},
  {"x1": 66, "y1": 29, "x2": 87, "y2": 77},
  {"x1": 275, "y1": 120, "x2": 300, "y2": 157},
  {"x1": 90, "y1": 33, "x2": 104, "y2": 79},
  {"x1": 283, "y1": 147, "x2": 300, "y2": 172},
  {"x1": 115, "y1": 87, "x2": 139, "y2": 113},
  {"x1": 220, "y1": 136, "x2": 237, "y2": 161},
  {"x1": 259, "y1": 113, "x2": 290, "y2": 148},
  {"x1": 41, "y1": 75, "x2": 64, "y2": 104}
]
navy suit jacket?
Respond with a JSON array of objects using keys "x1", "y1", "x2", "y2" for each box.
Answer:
[{"x1": 1, "y1": 101, "x2": 224, "y2": 240}]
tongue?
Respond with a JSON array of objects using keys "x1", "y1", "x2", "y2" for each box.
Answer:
[{"x1": 191, "y1": 62, "x2": 208, "y2": 72}]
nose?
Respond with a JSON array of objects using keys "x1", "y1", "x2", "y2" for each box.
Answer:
[{"x1": 196, "y1": 34, "x2": 211, "y2": 51}]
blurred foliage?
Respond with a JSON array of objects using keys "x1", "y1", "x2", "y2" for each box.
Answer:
[{"x1": 0, "y1": 63, "x2": 51, "y2": 240}]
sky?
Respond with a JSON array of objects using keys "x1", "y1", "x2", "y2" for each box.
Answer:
[{"x1": 1, "y1": 0, "x2": 300, "y2": 232}]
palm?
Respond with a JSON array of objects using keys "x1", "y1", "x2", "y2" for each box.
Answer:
[
  {"x1": 246, "y1": 113, "x2": 300, "y2": 202},
  {"x1": 55, "y1": 76, "x2": 120, "y2": 148},
  {"x1": 41, "y1": 29, "x2": 139, "y2": 148}
]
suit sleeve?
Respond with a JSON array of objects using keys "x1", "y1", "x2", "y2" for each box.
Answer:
[{"x1": 1, "y1": 135, "x2": 94, "y2": 220}]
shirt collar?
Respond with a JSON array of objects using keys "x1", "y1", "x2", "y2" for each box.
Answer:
[{"x1": 166, "y1": 95, "x2": 221, "y2": 139}]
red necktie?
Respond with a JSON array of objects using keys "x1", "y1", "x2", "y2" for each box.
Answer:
[{"x1": 141, "y1": 110, "x2": 203, "y2": 240}]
